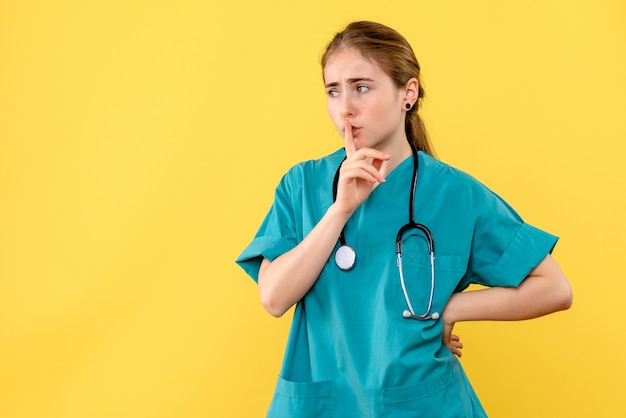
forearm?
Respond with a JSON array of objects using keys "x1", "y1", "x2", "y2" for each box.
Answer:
[
  {"x1": 444, "y1": 254, "x2": 572, "y2": 323},
  {"x1": 258, "y1": 203, "x2": 351, "y2": 317}
]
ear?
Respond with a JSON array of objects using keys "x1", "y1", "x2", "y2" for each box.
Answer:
[{"x1": 403, "y1": 77, "x2": 419, "y2": 108}]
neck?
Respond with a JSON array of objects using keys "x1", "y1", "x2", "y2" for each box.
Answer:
[{"x1": 379, "y1": 137, "x2": 413, "y2": 178}]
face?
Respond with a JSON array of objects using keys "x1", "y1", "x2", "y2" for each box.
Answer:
[{"x1": 323, "y1": 47, "x2": 411, "y2": 152}]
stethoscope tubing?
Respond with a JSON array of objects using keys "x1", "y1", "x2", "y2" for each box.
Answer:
[{"x1": 332, "y1": 141, "x2": 439, "y2": 321}]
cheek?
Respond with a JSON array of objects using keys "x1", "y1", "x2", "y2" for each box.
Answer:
[{"x1": 378, "y1": 99, "x2": 402, "y2": 123}]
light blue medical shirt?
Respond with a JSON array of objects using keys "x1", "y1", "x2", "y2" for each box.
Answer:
[{"x1": 236, "y1": 149, "x2": 558, "y2": 418}]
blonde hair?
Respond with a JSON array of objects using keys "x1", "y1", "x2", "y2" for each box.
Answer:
[{"x1": 321, "y1": 21, "x2": 435, "y2": 156}]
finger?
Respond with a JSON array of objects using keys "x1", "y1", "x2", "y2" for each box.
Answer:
[
  {"x1": 446, "y1": 344, "x2": 462, "y2": 357},
  {"x1": 450, "y1": 335, "x2": 460, "y2": 342},
  {"x1": 348, "y1": 147, "x2": 390, "y2": 163},
  {"x1": 341, "y1": 160, "x2": 386, "y2": 184},
  {"x1": 372, "y1": 155, "x2": 384, "y2": 176},
  {"x1": 343, "y1": 119, "x2": 356, "y2": 157},
  {"x1": 340, "y1": 166, "x2": 382, "y2": 185}
]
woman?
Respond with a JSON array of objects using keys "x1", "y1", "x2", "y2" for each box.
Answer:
[{"x1": 236, "y1": 21, "x2": 572, "y2": 417}]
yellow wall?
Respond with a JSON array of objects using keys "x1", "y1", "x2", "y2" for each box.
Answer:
[{"x1": 1, "y1": 1, "x2": 624, "y2": 416}]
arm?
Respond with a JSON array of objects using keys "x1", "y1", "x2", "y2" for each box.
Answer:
[
  {"x1": 441, "y1": 254, "x2": 572, "y2": 346},
  {"x1": 258, "y1": 121, "x2": 389, "y2": 317},
  {"x1": 258, "y1": 203, "x2": 351, "y2": 317}
]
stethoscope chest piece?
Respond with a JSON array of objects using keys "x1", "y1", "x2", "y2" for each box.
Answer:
[
  {"x1": 335, "y1": 244, "x2": 356, "y2": 271},
  {"x1": 331, "y1": 143, "x2": 439, "y2": 320}
]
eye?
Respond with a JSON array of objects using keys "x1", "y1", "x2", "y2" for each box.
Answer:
[
  {"x1": 327, "y1": 89, "x2": 339, "y2": 98},
  {"x1": 357, "y1": 85, "x2": 370, "y2": 93}
]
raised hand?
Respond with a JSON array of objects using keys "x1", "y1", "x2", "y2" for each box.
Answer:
[{"x1": 334, "y1": 119, "x2": 390, "y2": 215}]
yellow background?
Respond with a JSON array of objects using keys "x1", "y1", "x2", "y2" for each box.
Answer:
[{"x1": 1, "y1": 1, "x2": 625, "y2": 417}]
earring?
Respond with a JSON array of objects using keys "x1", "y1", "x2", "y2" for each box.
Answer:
[{"x1": 405, "y1": 103, "x2": 411, "y2": 110}]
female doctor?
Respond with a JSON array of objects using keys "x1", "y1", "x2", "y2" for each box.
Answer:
[{"x1": 236, "y1": 21, "x2": 572, "y2": 417}]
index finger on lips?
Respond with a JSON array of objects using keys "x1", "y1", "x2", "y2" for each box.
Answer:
[{"x1": 343, "y1": 119, "x2": 356, "y2": 157}]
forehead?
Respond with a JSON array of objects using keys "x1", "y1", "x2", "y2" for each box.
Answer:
[{"x1": 322, "y1": 47, "x2": 388, "y2": 82}]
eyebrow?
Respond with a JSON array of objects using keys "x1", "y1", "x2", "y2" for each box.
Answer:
[{"x1": 324, "y1": 77, "x2": 375, "y2": 89}]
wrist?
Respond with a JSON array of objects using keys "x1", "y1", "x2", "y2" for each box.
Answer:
[
  {"x1": 442, "y1": 292, "x2": 462, "y2": 324},
  {"x1": 328, "y1": 202, "x2": 354, "y2": 220}
]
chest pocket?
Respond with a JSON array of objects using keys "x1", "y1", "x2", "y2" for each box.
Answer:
[{"x1": 398, "y1": 251, "x2": 468, "y2": 315}]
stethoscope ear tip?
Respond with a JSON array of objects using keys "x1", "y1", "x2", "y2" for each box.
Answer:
[
  {"x1": 402, "y1": 310, "x2": 412, "y2": 318},
  {"x1": 431, "y1": 312, "x2": 440, "y2": 320}
]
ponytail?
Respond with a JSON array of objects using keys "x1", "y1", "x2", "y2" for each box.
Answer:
[{"x1": 406, "y1": 86, "x2": 435, "y2": 156}]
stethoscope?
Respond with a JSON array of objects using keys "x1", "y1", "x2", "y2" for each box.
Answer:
[{"x1": 332, "y1": 142, "x2": 439, "y2": 321}]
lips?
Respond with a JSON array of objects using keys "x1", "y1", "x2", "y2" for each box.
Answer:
[{"x1": 342, "y1": 122, "x2": 361, "y2": 138}]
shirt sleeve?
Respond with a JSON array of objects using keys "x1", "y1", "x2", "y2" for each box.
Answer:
[
  {"x1": 460, "y1": 189, "x2": 559, "y2": 290},
  {"x1": 235, "y1": 169, "x2": 299, "y2": 283}
]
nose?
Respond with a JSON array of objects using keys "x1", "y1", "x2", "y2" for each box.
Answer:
[{"x1": 340, "y1": 92, "x2": 355, "y2": 118}]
